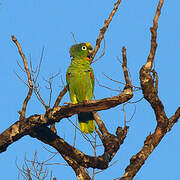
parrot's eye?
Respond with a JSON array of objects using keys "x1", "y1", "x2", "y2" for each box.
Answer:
[{"x1": 81, "y1": 46, "x2": 87, "y2": 51}]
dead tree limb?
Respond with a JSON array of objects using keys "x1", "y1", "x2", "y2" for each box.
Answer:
[
  {"x1": 91, "y1": 0, "x2": 123, "y2": 62},
  {"x1": 0, "y1": 46, "x2": 131, "y2": 180},
  {"x1": 1, "y1": 1, "x2": 132, "y2": 180},
  {"x1": 27, "y1": 47, "x2": 131, "y2": 176},
  {"x1": 0, "y1": 83, "x2": 132, "y2": 154},
  {"x1": 120, "y1": 1, "x2": 180, "y2": 179},
  {"x1": 12, "y1": 35, "x2": 33, "y2": 121}
]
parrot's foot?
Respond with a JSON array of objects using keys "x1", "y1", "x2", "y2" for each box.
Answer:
[{"x1": 83, "y1": 100, "x2": 91, "y2": 104}]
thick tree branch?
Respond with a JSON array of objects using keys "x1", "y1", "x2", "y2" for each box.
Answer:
[
  {"x1": 0, "y1": 48, "x2": 132, "y2": 179},
  {"x1": 29, "y1": 125, "x2": 128, "y2": 170},
  {"x1": 31, "y1": 127, "x2": 91, "y2": 179},
  {"x1": 26, "y1": 46, "x2": 131, "y2": 172},
  {"x1": 120, "y1": 1, "x2": 180, "y2": 179},
  {"x1": 3, "y1": 2, "x2": 130, "y2": 179},
  {"x1": 0, "y1": 87, "x2": 132, "y2": 153},
  {"x1": 120, "y1": 108, "x2": 179, "y2": 180},
  {"x1": 3, "y1": 1, "x2": 178, "y2": 179}
]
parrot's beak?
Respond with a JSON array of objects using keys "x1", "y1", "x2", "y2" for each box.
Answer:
[
  {"x1": 87, "y1": 49, "x2": 93, "y2": 59},
  {"x1": 84, "y1": 42, "x2": 93, "y2": 59}
]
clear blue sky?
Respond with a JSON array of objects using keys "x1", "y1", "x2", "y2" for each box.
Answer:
[{"x1": 0, "y1": 0, "x2": 179, "y2": 179}]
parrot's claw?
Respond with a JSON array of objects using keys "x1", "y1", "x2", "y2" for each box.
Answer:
[{"x1": 83, "y1": 100, "x2": 90, "y2": 104}]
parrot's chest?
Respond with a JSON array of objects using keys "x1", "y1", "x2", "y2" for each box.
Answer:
[
  {"x1": 70, "y1": 66, "x2": 90, "y2": 78},
  {"x1": 68, "y1": 66, "x2": 92, "y2": 88},
  {"x1": 71, "y1": 70, "x2": 89, "y2": 83},
  {"x1": 67, "y1": 63, "x2": 94, "y2": 102}
]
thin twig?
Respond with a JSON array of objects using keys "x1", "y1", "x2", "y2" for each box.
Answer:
[
  {"x1": 92, "y1": 132, "x2": 97, "y2": 180},
  {"x1": 95, "y1": 127, "x2": 103, "y2": 142},
  {"x1": 16, "y1": 60, "x2": 26, "y2": 73},
  {"x1": 128, "y1": 97, "x2": 144, "y2": 104},
  {"x1": 95, "y1": 160, "x2": 118, "y2": 175},
  {"x1": 73, "y1": 119, "x2": 77, "y2": 147},
  {"x1": 43, "y1": 72, "x2": 60, "y2": 107},
  {"x1": 35, "y1": 46, "x2": 45, "y2": 82},
  {"x1": 66, "y1": 122, "x2": 97, "y2": 149},
  {"x1": 96, "y1": 76, "x2": 123, "y2": 92},
  {"x1": 92, "y1": 38, "x2": 105, "y2": 64},
  {"x1": 103, "y1": 72, "x2": 126, "y2": 86},
  {"x1": 14, "y1": 71, "x2": 29, "y2": 88},
  {"x1": 123, "y1": 104, "x2": 126, "y2": 127},
  {"x1": 71, "y1": 32, "x2": 78, "y2": 44},
  {"x1": 29, "y1": 57, "x2": 48, "y2": 110}
]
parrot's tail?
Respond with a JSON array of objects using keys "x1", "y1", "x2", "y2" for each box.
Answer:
[{"x1": 78, "y1": 112, "x2": 95, "y2": 134}]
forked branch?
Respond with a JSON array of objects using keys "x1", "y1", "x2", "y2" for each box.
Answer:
[
  {"x1": 12, "y1": 35, "x2": 33, "y2": 121},
  {"x1": 120, "y1": 1, "x2": 180, "y2": 179},
  {"x1": 91, "y1": 0, "x2": 123, "y2": 62}
]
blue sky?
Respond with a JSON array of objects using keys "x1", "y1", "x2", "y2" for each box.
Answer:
[{"x1": 0, "y1": 0, "x2": 180, "y2": 179}]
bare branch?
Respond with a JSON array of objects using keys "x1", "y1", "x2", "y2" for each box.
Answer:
[
  {"x1": 93, "y1": 112, "x2": 108, "y2": 137},
  {"x1": 12, "y1": 35, "x2": 33, "y2": 120},
  {"x1": 43, "y1": 72, "x2": 60, "y2": 107},
  {"x1": 0, "y1": 86, "x2": 132, "y2": 154},
  {"x1": 120, "y1": 108, "x2": 179, "y2": 180},
  {"x1": 92, "y1": 38, "x2": 105, "y2": 64},
  {"x1": 51, "y1": 84, "x2": 68, "y2": 133},
  {"x1": 73, "y1": 119, "x2": 78, "y2": 147},
  {"x1": 103, "y1": 72, "x2": 126, "y2": 86},
  {"x1": 35, "y1": 47, "x2": 45, "y2": 82},
  {"x1": 16, "y1": 151, "x2": 50, "y2": 180},
  {"x1": 53, "y1": 85, "x2": 68, "y2": 108},
  {"x1": 91, "y1": 0, "x2": 123, "y2": 62},
  {"x1": 95, "y1": 127, "x2": 103, "y2": 142},
  {"x1": 0, "y1": 43, "x2": 133, "y2": 154},
  {"x1": 96, "y1": 76, "x2": 122, "y2": 92},
  {"x1": 71, "y1": 32, "x2": 78, "y2": 44},
  {"x1": 30, "y1": 57, "x2": 49, "y2": 110},
  {"x1": 14, "y1": 70, "x2": 29, "y2": 88},
  {"x1": 16, "y1": 60, "x2": 26, "y2": 73},
  {"x1": 119, "y1": 1, "x2": 179, "y2": 179},
  {"x1": 29, "y1": 126, "x2": 127, "y2": 171},
  {"x1": 122, "y1": 47, "x2": 132, "y2": 88},
  {"x1": 30, "y1": 127, "x2": 91, "y2": 179},
  {"x1": 167, "y1": 107, "x2": 180, "y2": 132},
  {"x1": 145, "y1": 0, "x2": 164, "y2": 70}
]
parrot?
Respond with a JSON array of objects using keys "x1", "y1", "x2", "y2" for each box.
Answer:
[{"x1": 66, "y1": 42, "x2": 95, "y2": 134}]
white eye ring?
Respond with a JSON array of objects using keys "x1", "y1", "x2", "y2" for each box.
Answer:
[{"x1": 81, "y1": 46, "x2": 87, "y2": 51}]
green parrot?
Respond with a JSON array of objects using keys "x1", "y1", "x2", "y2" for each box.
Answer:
[{"x1": 66, "y1": 42, "x2": 95, "y2": 134}]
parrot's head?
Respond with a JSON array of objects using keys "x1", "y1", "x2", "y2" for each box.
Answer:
[{"x1": 70, "y1": 42, "x2": 93, "y2": 60}]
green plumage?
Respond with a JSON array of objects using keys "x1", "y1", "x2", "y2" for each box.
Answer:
[{"x1": 66, "y1": 43, "x2": 95, "y2": 134}]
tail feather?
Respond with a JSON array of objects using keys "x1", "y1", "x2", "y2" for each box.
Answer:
[{"x1": 78, "y1": 112, "x2": 95, "y2": 134}]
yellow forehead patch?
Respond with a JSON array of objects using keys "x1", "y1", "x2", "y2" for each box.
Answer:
[{"x1": 84, "y1": 42, "x2": 93, "y2": 49}]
